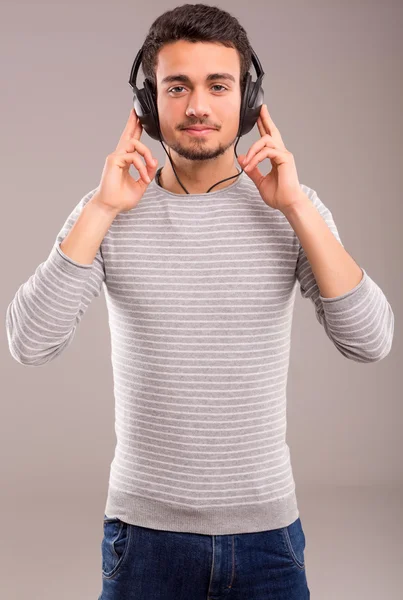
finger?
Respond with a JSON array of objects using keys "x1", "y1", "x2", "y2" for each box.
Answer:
[
  {"x1": 116, "y1": 109, "x2": 142, "y2": 151},
  {"x1": 243, "y1": 146, "x2": 274, "y2": 172},
  {"x1": 114, "y1": 151, "x2": 158, "y2": 183},
  {"x1": 124, "y1": 108, "x2": 137, "y2": 135},
  {"x1": 262, "y1": 104, "x2": 277, "y2": 129},
  {"x1": 260, "y1": 106, "x2": 286, "y2": 147},
  {"x1": 245, "y1": 146, "x2": 288, "y2": 173},
  {"x1": 123, "y1": 138, "x2": 157, "y2": 171},
  {"x1": 244, "y1": 135, "x2": 275, "y2": 165},
  {"x1": 257, "y1": 117, "x2": 266, "y2": 137},
  {"x1": 131, "y1": 153, "x2": 153, "y2": 183}
]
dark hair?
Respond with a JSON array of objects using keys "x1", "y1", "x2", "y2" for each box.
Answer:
[{"x1": 141, "y1": 4, "x2": 253, "y2": 98}]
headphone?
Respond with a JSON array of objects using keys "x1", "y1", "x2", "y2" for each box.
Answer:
[{"x1": 128, "y1": 44, "x2": 265, "y2": 193}]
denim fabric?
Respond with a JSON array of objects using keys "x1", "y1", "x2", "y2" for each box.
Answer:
[{"x1": 98, "y1": 514, "x2": 310, "y2": 599}]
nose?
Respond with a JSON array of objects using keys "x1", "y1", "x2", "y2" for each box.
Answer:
[{"x1": 185, "y1": 93, "x2": 212, "y2": 120}]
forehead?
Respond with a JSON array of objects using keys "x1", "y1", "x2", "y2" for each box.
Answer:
[{"x1": 156, "y1": 40, "x2": 240, "y2": 83}]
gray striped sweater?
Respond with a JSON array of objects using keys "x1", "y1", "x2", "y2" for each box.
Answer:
[{"x1": 5, "y1": 168, "x2": 394, "y2": 535}]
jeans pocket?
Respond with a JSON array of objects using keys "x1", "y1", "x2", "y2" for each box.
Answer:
[
  {"x1": 101, "y1": 515, "x2": 132, "y2": 579},
  {"x1": 280, "y1": 517, "x2": 306, "y2": 570}
]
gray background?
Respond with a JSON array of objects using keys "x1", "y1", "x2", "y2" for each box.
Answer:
[{"x1": 1, "y1": 1, "x2": 401, "y2": 598}]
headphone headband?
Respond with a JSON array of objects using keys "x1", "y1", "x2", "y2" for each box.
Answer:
[{"x1": 129, "y1": 45, "x2": 264, "y2": 91}]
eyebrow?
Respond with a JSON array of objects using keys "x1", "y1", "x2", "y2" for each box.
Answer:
[{"x1": 161, "y1": 73, "x2": 236, "y2": 85}]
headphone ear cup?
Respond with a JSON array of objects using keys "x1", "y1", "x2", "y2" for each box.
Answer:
[
  {"x1": 143, "y1": 79, "x2": 161, "y2": 141},
  {"x1": 133, "y1": 80, "x2": 160, "y2": 141},
  {"x1": 244, "y1": 83, "x2": 264, "y2": 136},
  {"x1": 237, "y1": 73, "x2": 251, "y2": 138},
  {"x1": 239, "y1": 75, "x2": 264, "y2": 137}
]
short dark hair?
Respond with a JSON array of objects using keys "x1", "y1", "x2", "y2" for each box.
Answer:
[{"x1": 140, "y1": 4, "x2": 253, "y2": 98}]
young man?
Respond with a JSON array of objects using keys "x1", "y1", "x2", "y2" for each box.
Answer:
[{"x1": 6, "y1": 4, "x2": 394, "y2": 599}]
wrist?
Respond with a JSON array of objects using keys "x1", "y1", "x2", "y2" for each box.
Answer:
[
  {"x1": 281, "y1": 193, "x2": 312, "y2": 220},
  {"x1": 90, "y1": 193, "x2": 120, "y2": 219}
]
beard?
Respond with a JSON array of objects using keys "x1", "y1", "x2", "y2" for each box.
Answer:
[{"x1": 162, "y1": 129, "x2": 239, "y2": 162}]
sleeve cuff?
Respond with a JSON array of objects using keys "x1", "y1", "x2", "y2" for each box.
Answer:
[
  {"x1": 319, "y1": 267, "x2": 367, "y2": 304},
  {"x1": 51, "y1": 242, "x2": 95, "y2": 276}
]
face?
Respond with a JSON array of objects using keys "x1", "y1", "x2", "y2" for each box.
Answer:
[{"x1": 155, "y1": 40, "x2": 242, "y2": 162}]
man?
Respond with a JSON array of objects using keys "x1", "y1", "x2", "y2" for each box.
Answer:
[{"x1": 6, "y1": 4, "x2": 394, "y2": 599}]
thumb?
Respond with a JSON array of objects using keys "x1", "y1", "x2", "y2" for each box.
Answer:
[{"x1": 238, "y1": 155, "x2": 254, "y2": 177}]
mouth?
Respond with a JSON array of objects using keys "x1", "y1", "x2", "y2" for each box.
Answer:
[{"x1": 183, "y1": 127, "x2": 217, "y2": 136}]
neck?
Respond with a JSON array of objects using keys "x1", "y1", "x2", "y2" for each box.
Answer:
[{"x1": 158, "y1": 161, "x2": 241, "y2": 195}]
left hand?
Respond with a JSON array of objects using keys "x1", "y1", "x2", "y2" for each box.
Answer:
[{"x1": 238, "y1": 104, "x2": 305, "y2": 213}]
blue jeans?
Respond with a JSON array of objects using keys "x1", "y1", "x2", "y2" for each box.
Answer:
[{"x1": 98, "y1": 514, "x2": 310, "y2": 599}]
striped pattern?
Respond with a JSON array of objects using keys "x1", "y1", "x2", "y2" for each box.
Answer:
[{"x1": 5, "y1": 169, "x2": 394, "y2": 534}]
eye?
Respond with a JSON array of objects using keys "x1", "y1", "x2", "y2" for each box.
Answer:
[
  {"x1": 168, "y1": 86, "x2": 185, "y2": 94},
  {"x1": 168, "y1": 85, "x2": 228, "y2": 94}
]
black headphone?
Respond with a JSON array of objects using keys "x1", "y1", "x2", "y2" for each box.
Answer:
[{"x1": 128, "y1": 44, "x2": 265, "y2": 193}]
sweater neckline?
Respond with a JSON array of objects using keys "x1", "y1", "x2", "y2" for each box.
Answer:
[{"x1": 151, "y1": 166, "x2": 245, "y2": 197}]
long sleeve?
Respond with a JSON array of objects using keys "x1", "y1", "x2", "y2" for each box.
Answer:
[
  {"x1": 295, "y1": 186, "x2": 394, "y2": 363},
  {"x1": 5, "y1": 186, "x2": 105, "y2": 366}
]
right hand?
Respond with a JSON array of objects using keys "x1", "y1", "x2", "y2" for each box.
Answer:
[{"x1": 92, "y1": 108, "x2": 159, "y2": 214}]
